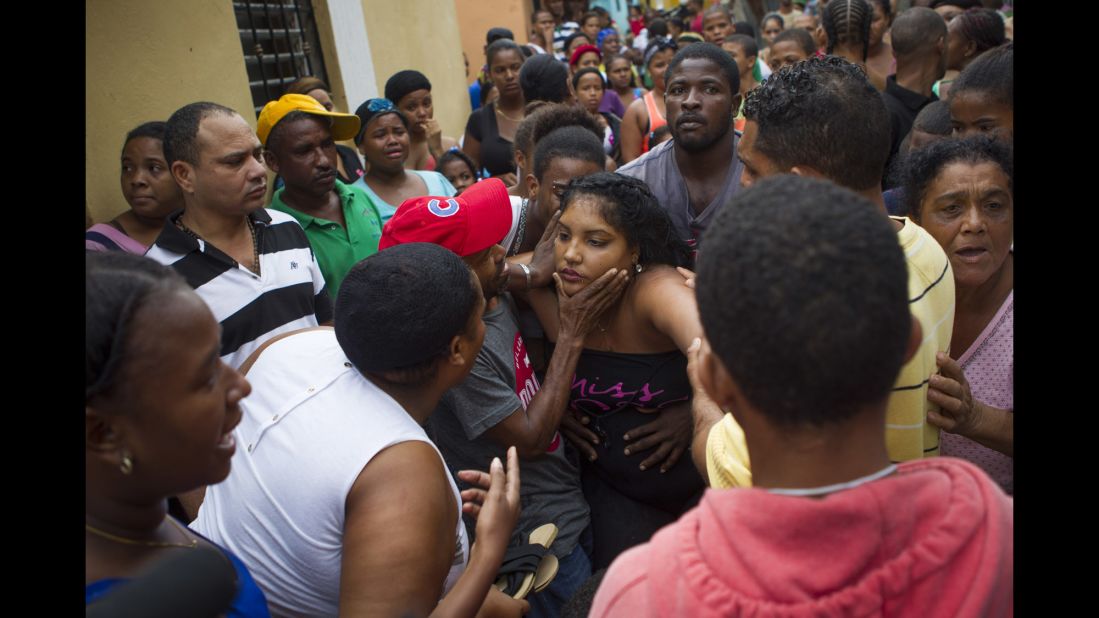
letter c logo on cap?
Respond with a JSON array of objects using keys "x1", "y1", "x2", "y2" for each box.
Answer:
[{"x1": 428, "y1": 198, "x2": 460, "y2": 218}]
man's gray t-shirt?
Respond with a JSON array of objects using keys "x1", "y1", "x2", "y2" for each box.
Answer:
[
  {"x1": 616, "y1": 135, "x2": 745, "y2": 250},
  {"x1": 427, "y1": 294, "x2": 589, "y2": 557}
]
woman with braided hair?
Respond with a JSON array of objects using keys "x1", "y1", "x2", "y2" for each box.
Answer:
[
  {"x1": 937, "y1": 7, "x2": 1006, "y2": 99},
  {"x1": 525, "y1": 172, "x2": 705, "y2": 569},
  {"x1": 821, "y1": 0, "x2": 887, "y2": 91}
]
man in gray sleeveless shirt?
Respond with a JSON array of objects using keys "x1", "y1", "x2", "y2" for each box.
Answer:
[{"x1": 617, "y1": 43, "x2": 745, "y2": 255}]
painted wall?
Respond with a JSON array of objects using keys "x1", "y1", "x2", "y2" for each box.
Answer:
[
  {"x1": 360, "y1": 0, "x2": 471, "y2": 140},
  {"x1": 86, "y1": 0, "x2": 255, "y2": 225},
  {"x1": 455, "y1": 0, "x2": 531, "y2": 91}
]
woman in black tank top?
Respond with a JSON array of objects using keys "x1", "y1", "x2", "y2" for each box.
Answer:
[{"x1": 527, "y1": 173, "x2": 705, "y2": 570}]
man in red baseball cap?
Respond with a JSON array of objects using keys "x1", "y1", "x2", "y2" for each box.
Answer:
[
  {"x1": 380, "y1": 177, "x2": 514, "y2": 301},
  {"x1": 381, "y1": 177, "x2": 628, "y2": 617}
]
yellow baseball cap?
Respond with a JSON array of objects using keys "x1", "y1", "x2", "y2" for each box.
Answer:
[{"x1": 256, "y1": 93, "x2": 360, "y2": 146}]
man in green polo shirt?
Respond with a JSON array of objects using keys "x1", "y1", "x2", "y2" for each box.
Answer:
[{"x1": 258, "y1": 93, "x2": 384, "y2": 299}]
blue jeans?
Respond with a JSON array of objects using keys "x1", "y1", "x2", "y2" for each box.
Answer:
[{"x1": 525, "y1": 531, "x2": 593, "y2": 618}]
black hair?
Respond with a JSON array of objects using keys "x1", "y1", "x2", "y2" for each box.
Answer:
[
  {"x1": 869, "y1": 0, "x2": 892, "y2": 22},
  {"x1": 436, "y1": 149, "x2": 478, "y2": 180},
  {"x1": 892, "y1": 101, "x2": 952, "y2": 177},
  {"x1": 520, "y1": 44, "x2": 536, "y2": 59},
  {"x1": 266, "y1": 110, "x2": 330, "y2": 153},
  {"x1": 520, "y1": 53, "x2": 571, "y2": 104},
  {"x1": 666, "y1": 41, "x2": 741, "y2": 99},
  {"x1": 384, "y1": 70, "x2": 432, "y2": 106},
  {"x1": 560, "y1": 172, "x2": 692, "y2": 268},
  {"x1": 931, "y1": 0, "x2": 981, "y2": 8},
  {"x1": 518, "y1": 103, "x2": 602, "y2": 164},
  {"x1": 744, "y1": 56, "x2": 889, "y2": 191},
  {"x1": 571, "y1": 66, "x2": 607, "y2": 91},
  {"x1": 643, "y1": 37, "x2": 679, "y2": 70},
  {"x1": 532, "y1": 125, "x2": 605, "y2": 181},
  {"x1": 761, "y1": 12, "x2": 785, "y2": 33},
  {"x1": 954, "y1": 9, "x2": 1006, "y2": 56},
  {"x1": 486, "y1": 38, "x2": 525, "y2": 66},
  {"x1": 900, "y1": 134, "x2": 1013, "y2": 220},
  {"x1": 667, "y1": 17, "x2": 686, "y2": 32},
  {"x1": 513, "y1": 101, "x2": 551, "y2": 160},
  {"x1": 890, "y1": 7, "x2": 947, "y2": 56},
  {"x1": 86, "y1": 252, "x2": 190, "y2": 402},
  {"x1": 486, "y1": 27, "x2": 516, "y2": 45},
  {"x1": 605, "y1": 54, "x2": 637, "y2": 88},
  {"x1": 822, "y1": 0, "x2": 873, "y2": 60},
  {"x1": 723, "y1": 34, "x2": 759, "y2": 59},
  {"x1": 648, "y1": 18, "x2": 669, "y2": 39},
  {"x1": 163, "y1": 101, "x2": 238, "y2": 166},
  {"x1": 563, "y1": 32, "x2": 593, "y2": 54},
  {"x1": 531, "y1": 8, "x2": 553, "y2": 23},
  {"x1": 581, "y1": 10, "x2": 600, "y2": 25},
  {"x1": 696, "y1": 175, "x2": 910, "y2": 428},
  {"x1": 335, "y1": 243, "x2": 480, "y2": 384},
  {"x1": 353, "y1": 100, "x2": 410, "y2": 145},
  {"x1": 772, "y1": 28, "x2": 816, "y2": 55},
  {"x1": 124, "y1": 121, "x2": 168, "y2": 152},
  {"x1": 913, "y1": 100, "x2": 952, "y2": 135},
  {"x1": 733, "y1": 22, "x2": 756, "y2": 38},
  {"x1": 950, "y1": 41, "x2": 1012, "y2": 107}
]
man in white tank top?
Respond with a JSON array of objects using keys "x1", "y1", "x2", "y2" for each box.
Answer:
[{"x1": 192, "y1": 243, "x2": 527, "y2": 616}]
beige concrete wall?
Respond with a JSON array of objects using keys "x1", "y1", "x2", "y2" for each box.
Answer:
[
  {"x1": 454, "y1": 0, "x2": 531, "y2": 96},
  {"x1": 360, "y1": 0, "x2": 471, "y2": 139},
  {"x1": 87, "y1": 0, "x2": 255, "y2": 225}
]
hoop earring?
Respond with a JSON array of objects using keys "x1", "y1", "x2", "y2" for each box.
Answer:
[{"x1": 120, "y1": 452, "x2": 134, "y2": 475}]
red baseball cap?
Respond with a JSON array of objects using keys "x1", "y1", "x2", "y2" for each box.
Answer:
[{"x1": 378, "y1": 178, "x2": 512, "y2": 257}]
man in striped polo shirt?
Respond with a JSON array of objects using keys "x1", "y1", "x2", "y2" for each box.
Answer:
[
  {"x1": 147, "y1": 102, "x2": 332, "y2": 369},
  {"x1": 692, "y1": 56, "x2": 956, "y2": 487}
]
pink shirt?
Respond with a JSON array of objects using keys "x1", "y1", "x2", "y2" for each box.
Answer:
[
  {"x1": 941, "y1": 290, "x2": 1014, "y2": 493},
  {"x1": 591, "y1": 458, "x2": 1013, "y2": 617}
]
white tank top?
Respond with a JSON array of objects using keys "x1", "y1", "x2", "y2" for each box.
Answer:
[{"x1": 193, "y1": 329, "x2": 469, "y2": 616}]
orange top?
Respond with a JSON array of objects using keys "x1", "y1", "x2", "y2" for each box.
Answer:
[{"x1": 640, "y1": 90, "x2": 667, "y2": 154}]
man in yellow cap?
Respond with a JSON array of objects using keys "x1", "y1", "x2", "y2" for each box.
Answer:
[{"x1": 258, "y1": 93, "x2": 385, "y2": 299}]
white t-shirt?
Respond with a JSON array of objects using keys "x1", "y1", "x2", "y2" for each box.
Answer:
[{"x1": 193, "y1": 329, "x2": 469, "y2": 616}]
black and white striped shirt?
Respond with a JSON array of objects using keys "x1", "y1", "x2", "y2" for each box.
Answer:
[{"x1": 146, "y1": 208, "x2": 333, "y2": 368}]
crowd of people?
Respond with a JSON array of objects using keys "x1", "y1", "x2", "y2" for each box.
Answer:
[{"x1": 87, "y1": 0, "x2": 1014, "y2": 615}]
